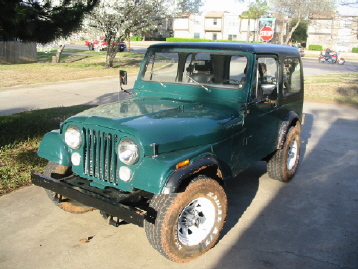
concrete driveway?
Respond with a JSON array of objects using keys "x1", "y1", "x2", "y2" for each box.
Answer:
[{"x1": 0, "y1": 101, "x2": 357, "y2": 269}]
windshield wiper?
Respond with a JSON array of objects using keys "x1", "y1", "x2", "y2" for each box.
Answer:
[
  {"x1": 150, "y1": 71, "x2": 165, "y2": 87},
  {"x1": 185, "y1": 73, "x2": 210, "y2": 92}
]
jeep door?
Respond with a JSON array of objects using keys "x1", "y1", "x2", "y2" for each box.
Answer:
[{"x1": 243, "y1": 55, "x2": 282, "y2": 163}]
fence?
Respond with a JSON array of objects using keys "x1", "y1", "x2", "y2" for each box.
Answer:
[{"x1": 0, "y1": 42, "x2": 38, "y2": 64}]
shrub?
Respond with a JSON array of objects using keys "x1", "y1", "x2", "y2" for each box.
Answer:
[
  {"x1": 147, "y1": 37, "x2": 166, "y2": 41},
  {"x1": 217, "y1": 40, "x2": 246, "y2": 43},
  {"x1": 309, "y1": 45, "x2": 323, "y2": 51},
  {"x1": 130, "y1": 36, "x2": 143, "y2": 41},
  {"x1": 166, "y1": 37, "x2": 211, "y2": 42},
  {"x1": 352, "y1": 47, "x2": 358, "y2": 53}
]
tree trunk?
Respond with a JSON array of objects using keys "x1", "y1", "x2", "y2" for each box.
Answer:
[
  {"x1": 280, "y1": 21, "x2": 285, "y2": 44},
  {"x1": 105, "y1": 42, "x2": 119, "y2": 68},
  {"x1": 54, "y1": 44, "x2": 65, "y2": 63},
  {"x1": 284, "y1": 18, "x2": 301, "y2": 44},
  {"x1": 127, "y1": 33, "x2": 131, "y2": 53}
]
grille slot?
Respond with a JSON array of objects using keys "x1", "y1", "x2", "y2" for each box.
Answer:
[{"x1": 84, "y1": 128, "x2": 118, "y2": 184}]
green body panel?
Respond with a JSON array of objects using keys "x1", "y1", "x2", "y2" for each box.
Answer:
[
  {"x1": 38, "y1": 131, "x2": 71, "y2": 166},
  {"x1": 74, "y1": 98, "x2": 244, "y2": 155}
]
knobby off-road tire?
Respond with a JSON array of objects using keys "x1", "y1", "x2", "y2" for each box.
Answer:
[
  {"x1": 267, "y1": 123, "x2": 301, "y2": 182},
  {"x1": 44, "y1": 161, "x2": 94, "y2": 214},
  {"x1": 144, "y1": 176, "x2": 228, "y2": 263}
]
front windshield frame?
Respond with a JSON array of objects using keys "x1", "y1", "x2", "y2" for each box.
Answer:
[{"x1": 141, "y1": 49, "x2": 249, "y2": 90}]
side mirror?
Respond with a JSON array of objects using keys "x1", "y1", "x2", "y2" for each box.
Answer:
[{"x1": 120, "y1": 70, "x2": 127, "y2": 85}]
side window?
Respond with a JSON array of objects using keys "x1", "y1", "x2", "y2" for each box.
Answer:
[
  {"x1": 229, "y1": 56, "x2": 247, "y2": 88},
  {"x1": 283, "y1": 58, "x2": 301, "y2": 96},
  {"x1": 251, "y1": 57, "x2": 278, "y2": 101}
]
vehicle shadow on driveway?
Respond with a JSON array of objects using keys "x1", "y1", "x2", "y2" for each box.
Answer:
[
  {"x1": 221, "y1": 163, "x2": 263, "y2": 237},
  {"x1": 221, "y1": 112, "x2": 313, "y2": 238},
  {"x1": 210, "y1": 106, "x2": 358, "y2": 269}
]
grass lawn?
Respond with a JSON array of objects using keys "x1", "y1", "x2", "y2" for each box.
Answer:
[
  {"x1": 0, "y1": 49, "x2": 144, "y2": 87},
  {"x1": 0, "y1": 105, "x2": 96, "y2": 195},
  {"x1": 305, "y1": 73, "x2": 358, "y2": 106}
]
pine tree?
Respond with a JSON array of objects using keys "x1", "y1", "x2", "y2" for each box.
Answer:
[{"x1": 0, "y1": 0, "x2": 98, "y2": 43}]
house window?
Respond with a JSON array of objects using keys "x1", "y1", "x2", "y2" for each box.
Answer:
[
  {"x1": 228, "y1": 35, "x2": 237, "y2": 41},
  {"x1": 194, "y1": 33, "x2": 200, "y2": 39},
  {"x1": 213, "y1": 19, "x2": 218, "y2": 25}
]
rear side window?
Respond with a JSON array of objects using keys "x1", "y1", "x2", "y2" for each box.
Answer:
[{"x1": 283, "y1": 58, "x2": 302, "y2": 96}]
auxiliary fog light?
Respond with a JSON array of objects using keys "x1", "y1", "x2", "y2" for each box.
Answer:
[
  {"x1": 119, "y1": 166, "x2": 132, "y2": 182},
  {"x1": 71, "y1": 152, "x2": 81, "y2": 166}
]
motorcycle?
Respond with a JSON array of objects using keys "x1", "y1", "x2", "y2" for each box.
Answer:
[{"x1": 318, "y1": 51, "x2": 345, "y2": 65}]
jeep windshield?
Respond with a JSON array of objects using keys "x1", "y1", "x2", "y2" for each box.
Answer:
[{"x1": 142, "y1": 50, "x2": 248, "y2": 90}]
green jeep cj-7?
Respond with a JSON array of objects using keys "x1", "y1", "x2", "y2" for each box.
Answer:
[{"x1": 32, "y1": 42, "x2": 304, "y2": 263}]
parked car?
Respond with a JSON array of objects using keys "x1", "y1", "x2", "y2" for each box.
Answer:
[
  {"x1": 32, "y1": 42, "x2": 304, "y2": 263},
  {"x1": 290, "y1": 45, "x2": 305, "y2": 57},
  {"x1": 85, "y1": 39, "x2": 126, "y2": 52}
]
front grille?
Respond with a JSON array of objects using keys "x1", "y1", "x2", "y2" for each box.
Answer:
[{"x1": 83, "y1": 128, "x2": 119, "y2": 185}]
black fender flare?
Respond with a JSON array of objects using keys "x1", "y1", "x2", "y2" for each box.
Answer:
[
  {"x1": 277, "y1": 111, "x2": 300, "y2": 149},
  {"x1": 161, "y1": 155, "x2": 223, "y2": 194}
]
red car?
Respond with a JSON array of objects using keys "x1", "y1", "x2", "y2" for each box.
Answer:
[{"x1": 85, "y1": 40, "x2": 126, "y2": 52}]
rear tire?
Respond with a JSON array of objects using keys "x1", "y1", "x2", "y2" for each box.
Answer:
[
  {"x1": 145, "y1": 176, "x2": 227, "y2": 263},
  {"x1": 44, "y1": 161, "x2": 94, "y2": 214},
  {"x1": 267, "y1": 123, "x2": 301, "y2": 182}
]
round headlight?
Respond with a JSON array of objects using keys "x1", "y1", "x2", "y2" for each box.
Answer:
[
  {"x1": 65, "y1": 125, "x2": 82, "y2": 149},
  {"x1": 118, "y1": 138, "x2": 139, "y2": 165}
]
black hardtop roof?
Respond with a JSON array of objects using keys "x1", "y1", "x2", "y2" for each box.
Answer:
[{"x1": 148, "y1": 42, "x2": 300, "y2": 56}]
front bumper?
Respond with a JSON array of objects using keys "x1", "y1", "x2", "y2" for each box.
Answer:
[{"x1": 31, "y1": 173, "x2": 148, "y2": 227}]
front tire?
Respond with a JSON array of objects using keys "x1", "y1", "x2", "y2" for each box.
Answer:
[
  {"x1": 267, "y1": 123, "x2": 301, "y2": 182},
  {"x1": 145, "y1": 176, "x2": 227, "y2": 263},
  {"x1": 44, "y1": 161, "x2": 94, "y2": 214}
]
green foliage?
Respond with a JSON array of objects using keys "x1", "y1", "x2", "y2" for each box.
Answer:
[
  {"x1": 291, "y1": 19, "x2": 308, "y2": 42},
  {"x1": 0, "y1": 106, "x2": 95, "y2": 148},
  {"x1": 309, "y1": 44, "x2": 323, "y2": 51},
  {"x1": 240, "y1": 0, "x2": 268, "y2": 19},
  {"x1": 0, "y1": 105, "x2": 96, "y2": 195},
  {"x1": 217, "y1": 40, "x2": 262, "y2": 43},
  {"x1": 0, "y1": 0, "x2": 99, "y2": 44},
  {"x1": 166, "y1": 38, "x2": 211, "y2": 42},
  {"x1": 166, "y1": 38, "x2": 262, "y2": 43},
  {"x1": 130, "y1": 36, "x2": 143, "y2": 41},
  {"x1": 352, "y1": 47, "x2": 358, "y2": 53}
]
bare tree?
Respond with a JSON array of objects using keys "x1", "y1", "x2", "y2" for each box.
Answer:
[
  {"x1": 85, "y1": 0, "x2": 169, "y2": 68},
  {"x1": 271, "y1": 0, "x2": 335, "y2": 44}
]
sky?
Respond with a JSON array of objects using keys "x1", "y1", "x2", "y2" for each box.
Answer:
[
  {"x1": 202, "y1": 0, "x2": 358, "y2": 15},
  {"x1": 201, "y1": 0, "x2": 249, "y2": 12}
]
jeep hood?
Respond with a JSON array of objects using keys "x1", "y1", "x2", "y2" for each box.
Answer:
[{"x1": 71, "y1": 97, "x2": 243, "y2": 154}]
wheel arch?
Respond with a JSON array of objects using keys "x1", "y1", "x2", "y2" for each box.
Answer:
[
  {"x1": 277, "y1": 111, "x2": 301, "y2": 149},
  {"x1": 161, "y1": 154, "x2": 224, "y2": 194}
]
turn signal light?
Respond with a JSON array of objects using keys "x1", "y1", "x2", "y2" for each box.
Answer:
[{"x1": 176, "y1": 159, "x2": 190, "y2": 169}]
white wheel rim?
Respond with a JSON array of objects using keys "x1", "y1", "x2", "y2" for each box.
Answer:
[
  {"x1": 177, "y1": 197, "x2": 216, "y2": 246},
  {"x1": 287, "y1": 139, "x2": 298, "y2": 170}
]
